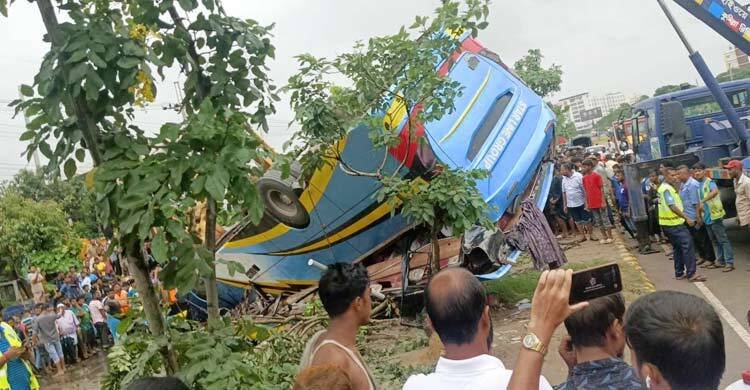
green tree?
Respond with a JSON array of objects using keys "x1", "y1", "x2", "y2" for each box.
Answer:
[
  {"x1": 513, "y1": 49, "x2": 562, "y2": 98},
  {"x1": 0, "y1": 192, "x2": 81, "y2": 280},
  {"x1": 551, "y1": 104, "x2": 576, "y2": 139},
  {"x1": 0, "y1": 169, "x2": 100, "y2": 237},
  {"x1": 716, "y1": 66, "x2": 750, "y2": 82},
  {"x1": 5, "y1": 0, "x2": 276, "y2": 375},
  {"x1": 285, "y1": 0, "x2": 493, "y2": 274},
  {"x1": 654, "y1": 82, "x2": 694, "y2": 96},
  {"x1": 593, "y1": 103, "x2": 632, "y2": 132},
  {"x1": 636, "y1": 94, "x2": 650, "y2": 103}
]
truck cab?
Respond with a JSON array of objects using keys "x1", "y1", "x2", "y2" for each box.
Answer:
[{"x1": 630, "y1": 80, "x2": 750, "y2": 165}]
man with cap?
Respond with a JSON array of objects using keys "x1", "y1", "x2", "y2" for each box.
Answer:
[{"x1": 726, "y1": 160, "x2": 750, "y2": 228}]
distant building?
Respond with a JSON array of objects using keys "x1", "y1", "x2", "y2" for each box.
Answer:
[
  {"x1": 557, "y1": 91, "x2": 626, "y2": 132},
  {"x1": 723, "y1": 46, "x2": 750, "y2": 71}
]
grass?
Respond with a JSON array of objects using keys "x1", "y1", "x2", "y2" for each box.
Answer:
[{"x1": 485, "y1": 258, "x2": 608, "y2": 305}]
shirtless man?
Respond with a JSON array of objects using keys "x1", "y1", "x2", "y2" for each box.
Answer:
[{"x1": 300, "y1": 263, "x2": 376, "y2": 390}]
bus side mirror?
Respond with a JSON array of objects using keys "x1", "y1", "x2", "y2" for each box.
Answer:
[{"x1": 661, "y1": 101, "x2": 689, "y2": 155}]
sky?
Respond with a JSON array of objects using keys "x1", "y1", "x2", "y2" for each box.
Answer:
[{"x1": 0, "y1": 0, "x2": 740, "y2": 179}]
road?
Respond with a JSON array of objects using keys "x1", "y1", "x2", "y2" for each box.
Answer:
[{"x1": 629, "y1": 217, "x2": 750, "y2": 389}]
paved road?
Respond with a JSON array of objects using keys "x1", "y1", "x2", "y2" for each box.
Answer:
[{"x1": 630, "y1": 217, "x2": 750, "y2": 389}]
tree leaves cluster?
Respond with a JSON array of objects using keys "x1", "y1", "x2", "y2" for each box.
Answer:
[
  {"x1": 284, "y1": 0, "x2": 493, "y2": 270},
  {"x1": 513, "y1": 49, "x2": 562, "y2": 98}
]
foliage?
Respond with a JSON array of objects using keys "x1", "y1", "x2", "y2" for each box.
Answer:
[
  {"x1": 284, "y1": 1, "x2": 493, "y2": 266},
  {"x1": 593, "y1": 103, "x2": 633, "y2": 133},
  {"x1": 376, "y1": 167, "x2": 493, "y2": 235},
  {"x1": 0, "y1": 169, "x2": 100, "y2": 238},
  {"x1": 513, "y1": 49, "x2": 562, "y2": 98},
  {"x1": 653, "y1": 83, "x2": 694, "y2": 97},
  {"x1": 103, "y1": 316, "x2": 305, "y2": 390},
  {"x1": 373, "y1": 363, "x2": 433, "y2": 389},
  {"x1": 551, "y1": 104, "x2": 576, "y2": 139},
  {"x1": 716, "y1": 66, "x2": 750, "y2": 82},
  {"x1": 635, "y1": 95, "x2": 650, "y2": 103},
  {"x1": 0, "y1": 192, "x2": 82, "y2": 276},
  {"x1": 7, "y1": 0, "x2": 279, "y2": 307}
]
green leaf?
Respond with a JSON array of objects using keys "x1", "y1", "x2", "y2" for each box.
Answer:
[
  {"x1": 117, "y1": 56, "x2": 141, "y2": 69},
  {"x1": 151, "y1": 231, "x2": 168, "y2": 264},
  {"x1": 159, "y1": 123, "x2": 181, "y2": 141},
  {"x1": 118, "y1": 193, "x2": 149, "y2": 210},
  {"x1": 75, "y1": 149, "x2": 85, "y2": 162},
  {"x1": 63, "y1": 158, "x2": 76, "y2": 179},
  {"x1": 190, "y1": 175, "x2": 206, "y2": 195},
  {"x1": 66, "y1": 49, "x2": 87, "y2": 64},
  {"x1": 204, "y1": 167, "x2": 229, "y2": 201},
  {"x1": 178, "y1": 0, "x2": 198, "y2": 11},
  {"x1": 120, "y1": 210, "x2": 145, "y2": 236},
  {"x1": 88, "y1": 51, "x2": 107, "y2": 68},
  {"x1": 19, "y1": 130, "x2": 35, "y2": 141},
  {"x1": 20, "y1": 85, "x2": 33, "y2": 97},
  {"x1": 68, "y1": 62, "x2": 89, "y2": 83}
]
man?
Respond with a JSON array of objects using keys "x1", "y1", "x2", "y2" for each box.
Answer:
[
  {"x1": 55, "y1": 302, "x2": 79, "y2": 364},
  {"x1": 113, "y1": 283, "x2": 130, "y2": 314},
  {"x1": 299, "y1": 263, "x2": 376, "y2": 390},
  {"x1": 677, "y1": 165, "x2": 716, "y2": 266},
  {"x1": 32, "y1": 304, "x2": 65, "y2": 375},
  {"x1": 88, "y1": 291, "x2": 109, "y2": 348},
  {"x1": 581, "y1": 160, "x2": 613, "y2": 244},
  {"x1": 554, "y1": 294, "x2": 643, "y2": 389},
  {"x1": 549, "y1": 165, "x2": 571, "y2": 239},
  {"x1": 60, "y1": 275, "x2": 83, "y2": 300},
  {"x1": 561, "y1": 162, "x2": 594, "y2": 242},
  {"x1": 694, "y1": 162, "x2": 735, "y2": 272},
  {"x1": 404, "y1": 268, "x2": 554, "y2": 389},
  {"x1": 624, "y1": 291, "x2": 725, "y2": 390},
  {"x1": 726, "y1": 159, "x2": 750, "y2": 228},
  {"x1": 614, "y1": 171, "x2": 636, "y2": 239},
  {"x1": 71, "y1": 298, "x2": 93, "y2": 359},
  {"x1": 27, "y1": 266, "x2": 46, "y2": 304},
  {"x1": 658, "y1": 167, "x2": 706, "y2": 282}
]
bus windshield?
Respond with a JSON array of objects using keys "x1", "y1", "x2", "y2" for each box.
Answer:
[{"x1": 682, "y1": 89, "x2": 750, "y2": 118}]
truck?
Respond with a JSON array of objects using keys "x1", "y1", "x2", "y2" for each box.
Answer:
[{"x1": 613, "y1": 0, "x2": 750, "y2": 226}]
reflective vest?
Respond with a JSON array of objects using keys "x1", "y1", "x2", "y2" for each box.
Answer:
[
  {"x1": 0, "y1": 322, "x2": 38, "y2": 390},
  {"x1": 701, "y1": 179, "x2": 725, "y2": 221},
  {"x1": 658, "y1": 183, "x2": 685, "y2": 226}
]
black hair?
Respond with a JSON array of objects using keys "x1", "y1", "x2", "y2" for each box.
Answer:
[
  {"x1": 570, "y1": 157, "x2": 583, "y2": 164},
  {"x1": 318, "y1": 263, "x2": 369, "y2": 318},
  {"x1": 660, "y1": 161, "x2": 676, "y2": 169},
  {"x1": 624, "y1": 291, "x2": 725, "y2": 390},
  {"x1": 676, "y1": 164, "x2": 690, "y2": 171},
  {"x1": 127, "y1": 377, "x2": 189, "y2": 390},
  {"x1": 581, "y1": 159, "x2": 595, "y2": 168},
  {"x1": 564, "y1": 294, "x2": 625, "y2": 348},
  {"x1": 425, "y1": 269, "x2": 486, "y2": 345},
  {"x1": 562, "y1": 162, "x2": 575, "y2": 171},
  {"x1": 693, "y1": 162, "x2": 707, "y2": 170}
]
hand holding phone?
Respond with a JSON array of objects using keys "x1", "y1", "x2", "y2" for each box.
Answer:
[{"x1": 569, "y1": 263, "x2": 622, "y2": 304}]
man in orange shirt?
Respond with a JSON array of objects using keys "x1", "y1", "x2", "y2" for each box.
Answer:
[{"x1": 113, "y1": 283, "x2": 129, "y2": 314}]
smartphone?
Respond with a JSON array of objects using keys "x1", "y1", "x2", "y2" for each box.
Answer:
[{"x1": 569, "y1": 263, "x2": 622, "y2": 304}]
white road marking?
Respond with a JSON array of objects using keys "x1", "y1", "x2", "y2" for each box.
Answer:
[{"x1": 694, "y1": 282, "x2": 750, "y2": 351}]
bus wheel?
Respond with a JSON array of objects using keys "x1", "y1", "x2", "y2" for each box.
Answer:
[{"x1": 257, "y1": 177, "x2": 310, "y2": 228}]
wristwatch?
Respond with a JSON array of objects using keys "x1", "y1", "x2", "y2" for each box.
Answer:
[{"x1": 522, "y1": 332, "x2": 547, "y2": 355}]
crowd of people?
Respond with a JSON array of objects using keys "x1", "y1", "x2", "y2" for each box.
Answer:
[
  {"x1": 0, "y1": 241, "x2": 180, "y2": 388},
  {"x1": 293, "y1": 262, "x2": 734, "y2": 390},
  {"x1": 547, "y1": 148, "x2": 750, "y2": 282}
]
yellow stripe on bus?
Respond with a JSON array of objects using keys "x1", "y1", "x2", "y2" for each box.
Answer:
[
  {"x1": 440, "y1": 69, "x2": 491, "y2": 143},
  {"x1": 224, "y1": 140, "x2": 346, "y2": 249}
]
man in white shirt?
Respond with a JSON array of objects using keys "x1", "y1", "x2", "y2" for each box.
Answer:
[
  {"x1": 403, "y1": 268, "x2": 553, "y2": 390},
  {"x1": 726, "y1": 160, "x2": 750, "y2": 228},
  {"x1": 561, "y1": 162, "x2": 594, "y2": 241}
]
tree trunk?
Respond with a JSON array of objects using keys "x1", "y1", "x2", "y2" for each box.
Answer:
[
  {"x1": 125, "y1": 240, "x2": 179, "y2": 374},
  {"x1": 203, "y1": 198, "x2": 220, "y2": 323},
  {"x1": 430, "y1": 225, "x2": 440, "y2": 277}
]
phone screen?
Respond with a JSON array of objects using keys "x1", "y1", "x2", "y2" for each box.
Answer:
[{"x1": 569, "y1": 263, "x2": 622, "y2": 304}]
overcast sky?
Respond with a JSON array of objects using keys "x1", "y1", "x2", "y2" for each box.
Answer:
[{"x1": 0, "y1": 0, "x2": 739, "y2": 179}]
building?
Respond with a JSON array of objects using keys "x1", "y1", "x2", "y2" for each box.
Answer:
[
  {"x1": 558, "y1": 91, "x2": 626, "y2": 132},
  {"x1": 723, "y1": 46, "x2": 750, "y2": 71}
]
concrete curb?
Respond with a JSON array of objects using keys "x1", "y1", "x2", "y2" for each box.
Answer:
[{"x1": 612, "y1": 234, "x2": 657, "y2": 293}]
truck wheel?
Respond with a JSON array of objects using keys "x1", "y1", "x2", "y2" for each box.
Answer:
[{"x1": 257, "y1": 177, "x2": 310, "y2": 228}]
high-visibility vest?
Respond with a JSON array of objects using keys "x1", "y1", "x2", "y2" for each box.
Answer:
[
  {"x1": 701, "y1": 179, "x2": 725, "y2": 221},
  {"x1": 0, "y1": 322, "x2": 39, "y2": 390},
  {"x1": 658, "y1": 183, "x2": 685, "y2": 226}
]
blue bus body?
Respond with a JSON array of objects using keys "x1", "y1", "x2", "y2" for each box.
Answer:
[{"x1": 214, "y1": 36, "x2": 556, "y2": 296}]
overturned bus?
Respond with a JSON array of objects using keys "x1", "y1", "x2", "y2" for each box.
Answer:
[{"x1": 211, "y1": 34, "x2": 557, "y2": 302}]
